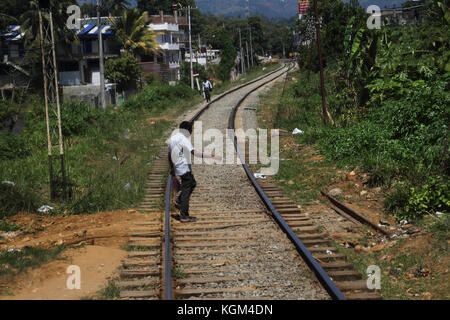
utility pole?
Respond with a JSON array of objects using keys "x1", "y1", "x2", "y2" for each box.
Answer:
[
  {"x1": 313, "y1": 0, "x2": 334, "y2": 125},
  {"x1": 246, "y1": 41, "x2": 250, "y2": 69},
  {"x1": 239, "y1": 28, "x2": 245, "y2": 74},
  {"x1": 38, "y1": 4, "x2": 68, "y2": 200},
  {"x1": 97, "y1": 0, "x2": 106, "y2": 109},
  {"x1": 198, "y1": 33, "x2": 203, "y2": 69},
  {"x1": 188, "y1": 6, "x2": 194, "y2": 89},
  {"x1": 249, "y1": 27, "x2": 254, "y2": 66}
]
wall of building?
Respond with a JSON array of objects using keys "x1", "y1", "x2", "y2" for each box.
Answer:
[{"x1": 61, "y1": 84, "x2": 116, "y2": 107}]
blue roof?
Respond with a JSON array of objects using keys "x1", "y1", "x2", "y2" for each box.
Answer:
[
  {"x1": 0, "y1": 25, "x2": 24, "y2": 42},
  {"x1": 77, "y1": 24, "x2": 114, "y2": 38}
]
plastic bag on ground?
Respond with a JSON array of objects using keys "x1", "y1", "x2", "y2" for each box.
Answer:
[
  {"x1": 292, "y1": 128, "x2": 304, "y2": 135},
  {"x1": 38, "y1": 205, "x2": 54, "y2": 213}
]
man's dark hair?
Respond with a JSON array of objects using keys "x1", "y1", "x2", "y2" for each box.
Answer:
[{"x1": 179, "y1": 121, "x2": 193, "y2": 133}]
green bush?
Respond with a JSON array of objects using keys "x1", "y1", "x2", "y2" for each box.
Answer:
[
  {"x1": 105, "y1": 55, "x2": 142, "y2": 91},
  {"x1": 0, "y1": 183, "x2": 39, "y2": 219},
  {"x1": 60, "y1": 100, "x2": 105, "y2": 137},
  {"x1": 123, "y1": 81, "x2": 195, "y2": 111},
  {"x1": 385, "y1": 177, "x2": 450, "y2": 221},
  {"x1": 180, "y1": 61, "x2": 208, "y2": 87},
  {"x1": 384, "y1": 183, "x2": 413, "y2": 219},
  {"x1": 0, "y1": 133, "x2": 31, "y2": 160},
  {"x1": 23, "y1": 100, "x2": 107, "y2": 148},
  {"x1": 405, "y1": 177, "x2": 450, "y2": 219}
]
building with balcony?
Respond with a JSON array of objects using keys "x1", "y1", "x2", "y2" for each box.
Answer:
[
  {"x1": 138, "y1": 11, "x2": 188, "y2": 85},
  {"x1": 57, "y1": 17, "x2": 121, "y2": 87},
  {"x1": 55, "y1": 17, "x2": 120, "y2": 106}
]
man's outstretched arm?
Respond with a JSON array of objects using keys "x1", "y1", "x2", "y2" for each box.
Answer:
[{"x1": 192, "y1": 150, "x2": 221, "y2": 160}]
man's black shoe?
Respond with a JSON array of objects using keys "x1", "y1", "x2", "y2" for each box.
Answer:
[{"x1": 180, "y1": 216, "x2": 197, "y2": 223}]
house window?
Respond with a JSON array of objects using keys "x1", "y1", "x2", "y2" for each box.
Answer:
[
  {"x1": 9, "y1": 45, "x2": 19, "y2": 58},
  {"x1": 84, "y1": 40, "x2": 92, "y2": 54}
]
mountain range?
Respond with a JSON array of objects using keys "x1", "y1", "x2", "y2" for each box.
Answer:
[
  {"x1": 195, "y1": 0, "x2": 409, "y2": 18},
  {"x1": 81, "y1": 1, "x2": 412, "y2": 19}
]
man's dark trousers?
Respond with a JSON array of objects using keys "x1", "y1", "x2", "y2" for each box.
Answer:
[{"x1": 178, "y1": 172, "x2": 196, "y2": 218}]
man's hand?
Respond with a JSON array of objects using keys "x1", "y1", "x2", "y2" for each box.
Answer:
[{"x1": 192, "y1": 150, "x2": 222, "y2": 160}]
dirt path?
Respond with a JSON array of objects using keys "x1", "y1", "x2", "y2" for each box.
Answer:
[
  {"x1": 2, "y1": 245, "x2": 125, "y2": 300},
  {"x1": 0, "y1": 210, "x2": 147, "y2": 299}
]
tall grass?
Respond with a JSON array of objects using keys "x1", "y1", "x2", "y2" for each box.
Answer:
[
  {"x1": 263, "y1": 70, "x2": 449, "y2": 220},
  {"x1": 0, "y1": 82, "x2": 196, "y2": 217}
]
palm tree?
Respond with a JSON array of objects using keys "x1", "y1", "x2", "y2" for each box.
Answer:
[
  {"x1": 103, "y1": 0, "x2": 130, "y2": 16},
  {"x1": 110, "y1": 8, "x2": 160, "y2": 57}
]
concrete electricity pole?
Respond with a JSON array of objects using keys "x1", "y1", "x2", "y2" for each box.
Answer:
[
  {"x1": 188, "y1": 6, "x2": 194, "y2": 89},
  {"x1": 246, "y1": 41, "x2": 250, "y2": 69},
  {"x1": 239, "y1": 28, "x2": 245, "y2": 74},
  {"x1": 249, "y1": 28, "x2": 254, "y2": 67},
  {"x1": 97, "y1": 0, "x2": 106, "y2": 109}
]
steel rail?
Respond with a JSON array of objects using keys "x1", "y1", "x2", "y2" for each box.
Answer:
[
  {"x1": 228, "y1": 61, "x2": 347, "y2": 300},
  {"x1": 321, "y1": 190, "x2": 391, "y2": 237},
  {"x1": 164, "y1": 175, "x2": 173, "y2": 300},
  {"x1": 163, "y1": 64, "x2": 287, "y2": 300}
]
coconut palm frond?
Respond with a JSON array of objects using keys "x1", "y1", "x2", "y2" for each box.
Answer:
[{"x1": 111, "y1": 8, "x2": 160, "y2": 56}]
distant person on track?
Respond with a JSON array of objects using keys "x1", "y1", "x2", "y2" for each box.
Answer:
[
  {"x1": 168, "y1": 121, "x2": 221, "y2": 222},
  {"x1": 202, "y1": 78, "x2": 213, "y2": 103}
]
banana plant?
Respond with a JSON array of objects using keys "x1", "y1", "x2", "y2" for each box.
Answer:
[{"x1": 340, "y1": 18, "x2": 380, "y2": 107}]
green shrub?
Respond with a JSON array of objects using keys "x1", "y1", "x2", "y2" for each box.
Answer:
[
  {"x1": 0, "y1": 133, "x2": 31, "y2": 160},
  {"x1": 384, "y1": 183, "x2": 413, "y2": 219},
  {"x1": 385, "y1": 177, "x2": 449, "y2": 221},
  {"x1": 23, "y1": 100, "x2": 107, "y2": 148},
  {"x1": 0, "y1": 183, "x2": 39, "y2": 219},
  {"x1": 405, "y1": 177, "x2": 450, "y2": 219},
  {"x1": 180, "y1": 61, "x2": 207, "y2": 87},
  {"x1": 61, "y1": 100, "x2": 105, "y2": 137},
  {"x1": 123, "y1": 81, "x2": 195, "y2": 111},
  {"x1": 105, "y1": 55, "x2": 142, "y2": 91},
  {"x1": 143, "y1": 72, "x2": 158, "y2": 85}
]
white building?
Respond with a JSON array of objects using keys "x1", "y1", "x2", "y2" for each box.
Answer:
[{"x1": 138, "y1": 11, "x2": 188, "y2": 85}]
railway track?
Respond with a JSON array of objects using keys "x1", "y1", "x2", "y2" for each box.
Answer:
[
  {"x1": 116, "y1": 65, "x2": 291, "y2": 300},
  {"x1": 117, "y1": 149, "x2": 168, "y2": 299},
  {"x1": 118, "y1": 62, "x2": 381, "y2": 300}
]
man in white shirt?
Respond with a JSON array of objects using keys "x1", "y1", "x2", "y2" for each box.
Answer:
[
  {"x1": 202, "y1": 79, "x2": 213, "y2": 102},
  {"x1": 168, "y1": 121, "x2": 220, "y2": 222}
]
